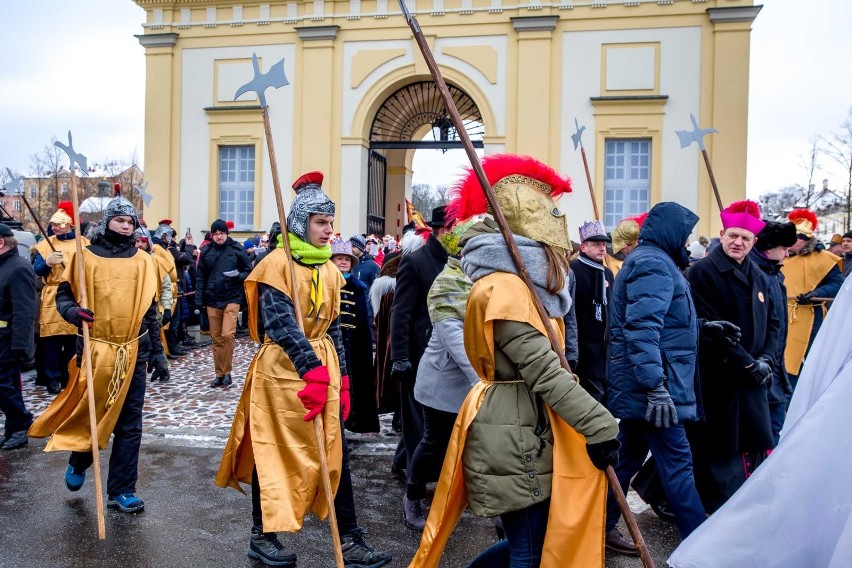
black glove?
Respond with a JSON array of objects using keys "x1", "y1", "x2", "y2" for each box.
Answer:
[
  {"x1": 701, "y1": 320, "x2": 742, "y2": 346},
  {"x1": 66, "y1": 307, "x2": 95, "y2": 328},
  {"x1": 567, "y1": 360, "x2": 578, "y2": 372},
  {"x1": 391, "y1": 359, "x2": 414, "y2": 383},
  {"x1": 149, "y1": 353, "x2": 170, "y2": 382},
  {"x1": 161, "y1": 309, "x2": 172, "y2": 327},
  {"x1": 796, "y1": 291, "x2": 816, "y2": 305},
  {"x1": 12, "y1": 349, "x2": 33, "y2": 367},
  {"x1": 746, "y1": 357, "x2": 772, "y2": 387},
  {"x1": 645, "y1": 383, "x2": 678, "y2": 428},
  {"x1": 586, "y1": 439, "x2": 620, "y2": 470}
]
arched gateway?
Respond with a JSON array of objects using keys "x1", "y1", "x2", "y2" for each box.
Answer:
[
  {"x1": 134, "y1": 0, "x2": 759, "y2": 240},
  {"x1": 365, "y1": 81, "x2": 484, "y2": 236}
]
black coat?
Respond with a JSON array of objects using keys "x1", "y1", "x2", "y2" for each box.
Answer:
[
  {"x1": 686, "y1": 246, "x2": 780, "y2": 454},
  {"x1": 352, "y1": 254, "x2": 380, "y2": 289},
  {"x1": 195, "y1": 238, "x2": 252, "y2": 309},
  {"x1": 0, "y1": 247, "x2": 38, "y2": 364},
  {"x1": 389, "y1": 234, "x2": 448, "y2": 365},
  {"x1": 340, "y1": 276, "x2": 379, "y2": 433},
  {"x1": 570, "y1": 255, "x2": 613, "y2": 380}
]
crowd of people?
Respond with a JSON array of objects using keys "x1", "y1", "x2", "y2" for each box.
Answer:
[{"x1": 0, "y1": 154, "x2": 851, "y2": 567}]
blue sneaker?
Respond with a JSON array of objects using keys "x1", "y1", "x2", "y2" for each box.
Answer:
[
  {"x1": 65, "y1": 465, "x2": 86, "y2": 491},
  {"x1": 107, "y1": 493, "x2": 145, "y2": 513}
]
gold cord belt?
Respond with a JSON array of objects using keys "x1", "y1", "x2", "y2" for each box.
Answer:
[
  {"x1": 480, "y1": 378, "x2": 525, "y2": 384},
  {"x1": 81, "y1": 330, "x2": 149, "y2": 410},
  {"x1": 788, "y1": 300, "x2": 828, "y2": 323}
]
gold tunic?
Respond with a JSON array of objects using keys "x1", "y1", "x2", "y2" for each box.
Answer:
[
  {"x1": 151, "y1": 244, "x2": 178, "y2": 314},
  {"x1": 781, "y1": 251, "x2": 841, "y2": 375},
  {"x1": 29, "y1": 249, "x2": 158, "y2": 451},
  {"x1": 33, "y1": 236, "x2": 89, "y2": 337},
  {"x1": 215, "y1": 250, "x2": 345, "y2": 533}
]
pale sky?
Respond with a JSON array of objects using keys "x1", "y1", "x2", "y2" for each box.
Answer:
[{"x1": 1, "y1": 0, "x2": 850, "y2": 200}]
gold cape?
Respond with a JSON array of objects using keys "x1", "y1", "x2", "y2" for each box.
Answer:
[
  {"x1": 607, "y1": 255, "x2": 624, "y2": 277},
  {"x1": 410, "y1": 272, "x2": 606, "y2": 568},
  {"x1": 33, "y1": 235, "x2": 89, "y2": 337},
  {"x1": 29, "y1": 249, "x2": 158, "y2": 451},
  {"x1": 215, "y1": 250, "x2": 345, "y2": 533},
  {"x1": 781, "y1": 251, "x2": 841, "y2": 375},
  {"x1": 151, "y1": 244, "x2": 178, "y2": 315}
]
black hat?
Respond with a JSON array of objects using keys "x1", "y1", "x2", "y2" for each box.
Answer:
[
  {"x1": 0, "y1": 223, "x2": 13, "y2": 238},
  {"x1": 427, "y1": 205, "x2": 448, "y2": 228},
  {"x1": 210, "y1": 219, "x2": 229, "y2": 234},
  {"x1": 755, "y1": 221, "x2": 797, "y2": 252},
  {"x1": 844, "y1": 231, "x2": 852, "y2": 241}
]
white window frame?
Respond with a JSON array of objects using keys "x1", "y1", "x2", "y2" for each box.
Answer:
[
  {"x1": 603, "y1": 138, "x2": 651, "y2": 230},
  {"x1": 218, "y1": 145, "x2": 256, "y2": 231}
]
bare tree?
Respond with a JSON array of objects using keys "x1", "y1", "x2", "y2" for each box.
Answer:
[
  {"x1": 758, "y1": 184, "x2": 803, "y2": 221},
  {"x1": 823, "y1": 108, "x2": 852, "y2": 230},
  {"x1": 411, "y1": 183, "x2": 438, "y2": 218},
  {"x1": 799, "y1": 136, "x2": 821, "y2": 206}
]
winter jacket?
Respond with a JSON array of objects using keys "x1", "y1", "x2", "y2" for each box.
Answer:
[
  {"x1": 463, "y1": 319, "x2": 618, "y2": 516},
  {"x1": 0, "y1": 247, "x2": 38, "y2": 364},
  {"x1": 389, "y1": 233, "x2": 448, "y2": 365},
  {"x1": 352, "y1": 253, "x2": 380, "y2": 288},
  {"x1": 749, "y1": 249, "x2": 792, "y2": 405},
  {"x1": 687, "y1": 246, "x2": 780, "y2": 454},
  {"x1": 570, "y1": 254, "x2": 614, "y2": 380},
  {"x1": 195, "y1": 238, "x2": 253, "y2": 309},
  {"x1": 563, "y1": 272, "x2": 579, "y2": 366},
  {"x1": 606, "y1": 202, "x2": 700, "y2": 422}
]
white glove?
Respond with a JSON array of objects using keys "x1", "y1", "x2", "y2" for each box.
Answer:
[{"x1": 223, "y1": 269, "x2": 239, "y2": 277}]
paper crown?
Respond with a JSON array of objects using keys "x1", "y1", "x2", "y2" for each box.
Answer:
[
  {"x1": 720, "y1": 200, "x2": 765, "y2": 235},
  {"x1": 49, "y1": 200, "x2": 75, "y2": 227},
  {"x1": 330, "y1": 237, "x2": 359, "y2": 268},
  {"x1": 578, "y1": 220, "x2": 610, "y2": 242},
  {"x1": 788, "y1": 209, "x2": 818, "y2": 238}
]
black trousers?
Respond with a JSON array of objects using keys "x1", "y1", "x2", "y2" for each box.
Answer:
[
  {"x1": 399, "y1": 378, "x2": 425, "y2": 475},
  {"x1": 42, "y1": 334, "x2": 77, "y2": 387},
  {"x1": 252, "y1": 412, "x2": 358, "y2": 536},
  {"x1": 0, "y1": 363, "x2": 32, "y2": 434},
  {"x1": 69, "y1": 359, "x2": 146, "y2": 498},
  {"x1": 406, "y1": 406, "x2": 457, "y2": 500}
]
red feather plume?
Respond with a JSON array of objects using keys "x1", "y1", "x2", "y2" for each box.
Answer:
[
  {"x1": 56, "y1": 200, "x2": 75, "y2": 223},
  {"x1": 113, "y1": 182, "x2": 122, "y2": 197},
  {"x1": 225, "y1": 220, "x2": 235, "y2": 230},
  {"x1": 789, "y1": 208, "x2": 818, "y2": 231},
  {"x1": 447, "y1": 155, "x2": 572, "y2": 221},
  {"x1": 625, "y1": 212, "x2": 648, "y2": 227},
  {"x1": 724, "y1": 199, "x2": 761, "y2": 217}
]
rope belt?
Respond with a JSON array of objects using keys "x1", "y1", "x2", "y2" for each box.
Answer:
[
  {"x1": 480, "y1": 378, "x2": 525, "y2": 384},
  {"x1": 788, "y1": 300, "x2": 829, "y2": 323},
  {"x1": 82, "y1": 330, "x2": 149, "y2": 410}
]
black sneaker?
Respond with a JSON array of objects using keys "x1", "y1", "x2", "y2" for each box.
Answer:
[
  {"x1": 340, "y1": 528, "x2": 392, "y2": 568},
  {"x1": 222, "y1": 373, "x2": 233, "y2": 386},
  {"x1": 403, "y1": 495, "x2": 426, "y2": 531},
  {"x1": 210, "y1": 376, "x2": 225, "y2": 387},
  {"x1": 0, "y1": 430, "x2": 28, "y2": 450},
  {"x1": 247, "y1": 530, "x2": 297, "y2": 567}
]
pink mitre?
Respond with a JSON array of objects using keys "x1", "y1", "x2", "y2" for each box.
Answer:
[{"x1": 720, "y1": 200, "x2": 765, "y2": 235}]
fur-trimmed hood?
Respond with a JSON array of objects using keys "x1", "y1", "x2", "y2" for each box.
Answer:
[
  {"x1": 788, "y1": 237, "x2": 823, "y2": 257},
  {"x1": 369, "y1": 275, "x2": 396, "y2": 316}
]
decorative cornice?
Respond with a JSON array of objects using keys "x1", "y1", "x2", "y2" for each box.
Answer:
[
  {"x1": 590, "y1": 95, "x2": 669, "y2": 105},
  {"x1": 707, "y1": 5, "x2": 762, "y2": 24},
  {"x1": 511, "y1": 15, "x2": 558, "y2": 32},
  {"x1": 204, "y1": 105, "x2": 263, "y2": 112},
  {"x1": 295, "y1": 25, "x2": 340, "y2": 41},
  {"x1": 135, "y1": 32, "x2": 178, "y2": 48}
]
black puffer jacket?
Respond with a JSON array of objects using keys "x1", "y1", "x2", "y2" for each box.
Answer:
[{"x1": 195, "y1": 238, "x2": 252, "y2": 308}]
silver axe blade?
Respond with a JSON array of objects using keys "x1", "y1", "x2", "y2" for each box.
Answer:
[
  {"x1": 54, "y1": 131, "x2": 89, "y2": 175},
  {"x1": 134, "y1": 181, "x2": 153, "y2": 207},
  {"x1": 4, "y1": 168, "x2": 26, "y2": 194},
  {"x1": 571, "y1": 117, "x2": 587, "y2": 151},
  {"x1": 234, "y1": 53, "x2": 290, "y2": 107},
  {"x1": 676, "y1": 113, "x2": 718, "y2": 152}
]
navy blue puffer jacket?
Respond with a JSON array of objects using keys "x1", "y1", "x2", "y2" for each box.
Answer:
[{"x1": 606, "y1": 202, "x2": 700, "y2": 422}]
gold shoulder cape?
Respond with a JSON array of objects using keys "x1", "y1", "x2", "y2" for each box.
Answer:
[
  {"x1": 29, "y1": 248, "x2": 158, "y2": 451},
  {"x1": 410, "y1": 272, "x2": 606, "y2": 568},
  {"x1": 33, "y1": 235, "x2": 89, "y2": 337},
  {"x1": 781, "y1": 251, "x2": 842, "y2": 375},
  {"x1": 215, "y1": 249, "x2": 345, "y2": 533},
  {"x1": 151, "y1": 245, "x2": 178, "y2": 315}
]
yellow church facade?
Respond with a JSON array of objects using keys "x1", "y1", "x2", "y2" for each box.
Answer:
[{"x1": 133, "y1": 0, "x2": 760, "y2": 239}]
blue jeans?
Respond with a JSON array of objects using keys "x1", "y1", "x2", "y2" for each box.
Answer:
[
  {"x1": 606, "y1": 420, "x2": 706, "y2": 538},
  {"x1": 468, "y1": 499, "x2": 550, "y2": 568}
]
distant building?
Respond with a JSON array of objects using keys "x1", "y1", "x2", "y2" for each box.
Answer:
[
  {"x1": 133, "y1": 0, "x2": 760, "y2": 238},
  {"x1": 779, "y1": 179, "x2": 850, "y2": 242}
]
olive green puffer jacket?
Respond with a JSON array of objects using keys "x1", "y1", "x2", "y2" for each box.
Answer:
[{"x1": 462, "y1": 320, "x2": 618, "y2": 517}]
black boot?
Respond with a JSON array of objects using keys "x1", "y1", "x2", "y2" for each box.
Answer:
[
  {"x1": 246, "y1": 529, "x2": 296, "y2": 567},
  {"x1": 340, "y1": 528, "x2": 392, "y2": 567},
  {"x1": 222, "y1": 373, "x2": 233, "y2": 386},
  {"x1": 210, "y1": 376, "x2": 225, "y2": 387}
]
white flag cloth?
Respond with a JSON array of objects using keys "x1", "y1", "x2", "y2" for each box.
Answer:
[{"x1": 668, "y1": 276, "x2": 852, "y2": 568}]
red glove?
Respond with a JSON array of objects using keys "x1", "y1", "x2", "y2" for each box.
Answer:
[
  {"x1": 340, "y1": 375, "x2": 351, "y2": 421},
  {"x1": 298, "y1": 366, "x2": 330, "y2": 422}
]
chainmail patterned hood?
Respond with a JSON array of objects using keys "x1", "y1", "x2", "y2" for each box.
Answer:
[
  {"x1": 287, "y1": 171, "x2": 335, "y2": 242},
  {"x1": 97, "y1": 195, "x2": 139, "y2": 236}
]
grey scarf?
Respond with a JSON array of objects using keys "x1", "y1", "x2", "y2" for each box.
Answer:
[{"x1": 462, "y1": 233, "x2": 573, "y2": 318}]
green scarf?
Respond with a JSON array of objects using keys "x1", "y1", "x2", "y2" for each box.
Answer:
[
  {"x1": 427, "y1": 257, "x2": 472, "y2": 324},
  {"x1": 278, "y1": 232, "x2": 332, "y2": 265}
]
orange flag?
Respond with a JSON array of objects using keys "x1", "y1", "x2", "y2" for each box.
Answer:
[{"x1": 405, "y1": 199, "x2": 428, "y2": 230}]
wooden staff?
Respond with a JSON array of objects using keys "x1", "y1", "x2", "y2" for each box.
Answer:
[
  {"x1": 397, "y1": 3, "x2": 654, "y2": 566},
  {"x1": 19, "y1": 193, "x2": 57, "y2": 253},
  {"x1": 69, "y1": 165, "x2": 107, "y2": 540},
  {"x1": 572, "y1": 118, "x2": 612, "y2": 270},
  {"x1": 260, "y1": 105, "x2": 345, "y2": 568}
]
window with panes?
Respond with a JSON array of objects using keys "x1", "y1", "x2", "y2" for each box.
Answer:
[{"x1": 603, "y1": 139, "x2": 651, "y2": 230}]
